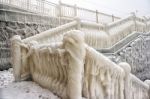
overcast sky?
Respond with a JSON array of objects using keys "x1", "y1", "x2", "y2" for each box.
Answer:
[{"x1": 49, "y1": 0, "x2": 150, "y2": 17}]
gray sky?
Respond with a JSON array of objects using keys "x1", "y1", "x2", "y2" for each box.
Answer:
[{"x1": 49, "y1": 0, "x2": 150, "y2": 17}]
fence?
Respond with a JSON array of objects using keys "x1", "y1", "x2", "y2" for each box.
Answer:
[
  {"x1": 0, "y1": 0, "x2": 58, "y2": 17},
  {"x1": 0, "y1": 0, "x2": 120, "y2": 23},
  {"x1": 11, "y1": 30, "x2": 150, "y2": 99},
  {"x1": 60, "y1": 2, "x2": 120, "y2": 23},
  {"x1": 22, "y1": 15, "x2": 150, "y2": 49}
]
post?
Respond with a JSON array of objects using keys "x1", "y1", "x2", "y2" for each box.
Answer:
[
  {"x1": 144, "y1": 80, "x2": 150, "y2": 98},
  {"x1": 74, "y1": 17, "x2": 81, "y2": 29},
  {"x1": 96, "y1": 10, "x2": 99, "y2": 23},
  {"x1": 112, "y1": 14, "x2": 114, "y2": 22},
  {"x1": 104, "y1": 23, "x2": 109, "y2": 34},
  {"x1": 143, "y1": 16, "x2": 148, "y2": 32},
  {"x1": 131, "y1": 12, "x2": 137, "y2": 31},
  {"x1": 74, "y1": 4, "x2": 77, "y2": 17},
  {"x1": 41, "y1": 0, "x2": 45, "y2": 14},
  {"x1": 119, "y1": 62, "x2": 131, "y2": 99},
  {"x1": 64, "y1": 31, "x2": 86, "y2": 99},
  {"x1": 57, "y1": 0, "x2": 62, "y2": 25},
  {"x1": 9, "y1": 0, "x2": 11, "y2": 4},
  {"x1": 57, "y1": 0, "x2": 62, "y2": 17},
  {"x1": 9, "y1": 0, "x2": 14, "y2": 5},
  {"x1": 11, "y1": 35, "x2": 22, "y2": 82},
  {"x1": 27, "y1": 0, "x2": 30, "y2": 10}
]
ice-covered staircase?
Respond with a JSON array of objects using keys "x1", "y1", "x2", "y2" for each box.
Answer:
[
  {"x1": 99, "y1": 32, "x2": 150, "y2": 81},
  {"x1": 11, "y1": 29, "x2": 150, "y2": 99}
]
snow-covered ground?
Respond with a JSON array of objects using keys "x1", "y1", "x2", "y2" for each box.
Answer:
[{"x1": 0, "y1": 69, "x2": 60, "y2": 99}]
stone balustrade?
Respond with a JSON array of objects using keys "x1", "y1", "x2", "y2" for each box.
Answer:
[{"x1": 11, "y1": 30, "x2": 150, "y2": 99}]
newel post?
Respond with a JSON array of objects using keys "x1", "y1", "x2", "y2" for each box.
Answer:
[
  {"x1": 27, "y1": 0, "x2": 30, "y2": 10},
  {"x1": 143, "y1": 16, "x2": 148, "y2": 32},
  {"x1": 57, "y1": 0, "x2": 62, "y2": 25},
  {"x1": 64, "y1": 31, "x2": 86, "y2": 99},
  {"x1": 11, "y1": 35, "x2": 22, "y2": 82},
  {"x1": 144, "y1": 80, "x2": 150, "y2": 99},
  {"x1": 104, "y1": 23, "x2": 109, "y2": 34},
  {"x1": 57, "y1": 0, "x2": 62, "y2": 17},
  {"x1": 119, "y1": 62, "x2": 131, "y2": 99},
  {"x1": 112, "y1": 14, "x2": 114, "y2": 22},
  {"x1": 74, "y1": 4, "x2": 77, "y2": 17},
  {"x1": 131, "y1": 12, "x2": 137, "y2": 31},
  {"x1": 96, "y1": 10, "x2": 99, "y2": 23},
  {"x1": 74, "y1": 17, "x2": 81, "y2": 29}
]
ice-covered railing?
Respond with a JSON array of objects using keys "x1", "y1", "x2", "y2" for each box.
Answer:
[
  {"x1": 79, "y1": 15, "x2": 150, "y2": 49},
  {"x1": 60, "y1": 2, "x2": 120, "y2": 23},
  {"x1": 11, "y1": 30, "x2": 150, "y2": 99},
  {"x1": 22, "y1": 20, "x2": 79, "y2": 44},
  {"x1": 98, "y1": 32, "x2": 143, "y2": 54},
  {"x1": 0, "y1": 0, "x2": 120, "y2": 23},
  {"x1": 130, "y1": 74, "x2": 149, "y2": 99},
  {"x1": 22, "y1": 14, "x2": 150, "y2": 49},
  {"x1": 118, "y1": 62, "x2": 150, "y2": 99}
]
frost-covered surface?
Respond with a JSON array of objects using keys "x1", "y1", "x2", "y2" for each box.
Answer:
[
  {"x1": 0, "y1": 68, "x2": 14, "y2": 88},
  {"x1": 112, "y1": 34, "x2": 150, "y2": 81},
  {"x1": 0, "y1": 69, "x2": 60, "y2": 99},
  {"x1": 10, "y1": 30, "x2": 150, "y2": 99}
]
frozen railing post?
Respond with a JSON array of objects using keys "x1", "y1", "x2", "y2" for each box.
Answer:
[
  {"x1": 104, "y1": 23, "x2": 109, "y2": 34},
  {"x1": 57, "y1": 0, "x2": 62, "y2": 25},
  {"x1": 131, "y1": 12, "x2": 137, "y2": 31},
  {"x1": 42, "y1": 0, "x2": 45, "y2": 14},
  {"x1": 74, "y1": 17, "x2": 81, "y2": 29},
  {"x1": 11, "y1": 35, "x2": 22, "y2": 82},
  {"x1": 27, "y1": 0, "x2": 30, "y2": 10},
  {"x1": 64, "y1": 31, "x2": 85, "y2": 99},
  {"x1": 57, "y1": 0, "x2": 62, "y2": 17},
  {"x1": 96, "y1": 10, "x2": 99, "y2": 23},
  {"x1": 119, "y1": 62, "x2": 131, "y2": 99},
  {"x1": 143, "y1": 16, "x2": 148, "y2": 32},
  {"x1": 74, "y1": 4, "x2": 77, "y2": 17},
  {"x1": 112, "y1": 14, "x2": 114, "y2": 22},
  {"x1": 144, "y1": 80, "x2": 150, "y2": 98}
]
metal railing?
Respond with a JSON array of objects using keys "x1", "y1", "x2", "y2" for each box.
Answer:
[{"x1": 0, "y1": 0, "x2": 120, "y2": 23}]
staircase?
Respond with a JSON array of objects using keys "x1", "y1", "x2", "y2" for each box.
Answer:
[
  {"x1": 99, "y1": 32, "x2": 150, "y2": 81},
  {"x1": 0, "y1": 2, "x2": 73, "y2": 70},
  {"x1": 1, "y1": 1, "x2": 150, "y2": 98},
  {"x1": 11, "y1": 29, "x2": 150, "y2": 99}
]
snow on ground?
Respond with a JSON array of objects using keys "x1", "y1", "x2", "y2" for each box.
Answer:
[
  {"x1": 0, "y1": 68, "x2": 60, "y2": 99},
  {"x1": 0, "y1": 68, "x2": 14, "y2": 88}
]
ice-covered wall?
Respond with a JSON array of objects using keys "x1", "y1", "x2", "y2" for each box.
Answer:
[
  {"x1": 0, "y1": 6, "x2": 71, "y2": 70},
  {"x1": 0, "y1": 21, "x2": 53, "y2": 70},
  {"x1": 110, "y1": 33, "x2": 150, "y2": 81}
]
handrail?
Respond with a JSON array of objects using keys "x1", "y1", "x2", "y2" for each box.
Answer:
[
  {"x1": 23, "y1": 20, "x2": 78, "y2": 43},
  {"x1": 0, "y1": 9, "x2": 72, "y2": 24},
  {"x1": 11, "y1": 31, "x2": 150, "y2": 99},
  {"x1": 81, "y1": 20, "x2": 104, "y2": 30},
  {"x1": 0, "y1": 0, "x2": 120, "y2": 23},
  {"x1": 97, "y1": 32, "x2": 150, "y2": 54},
  {"x1": 22, "y1": 15, "x2": 150, "y2": 48},
  {"x1": 106, "y1": 15, "x2": 150, "y2": 29},
  {"x1": 130, "y1": 74, "x2": 149, "y2": 89},
  {"x1": 79, "y1": 16, "x2": 150, "y2": 49},
  {"x1": 80, "y1": 15, "x2": 150, "y2": 30},
  {"x1": 107, "y1": 15, "x2": 133, "y2": 28},
  {"x1": 98, "y1": 32, "x2": 141, "y2": 53},
  {"x1": 61, "y1": 2, "x2": 120, "y2": 19}
]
